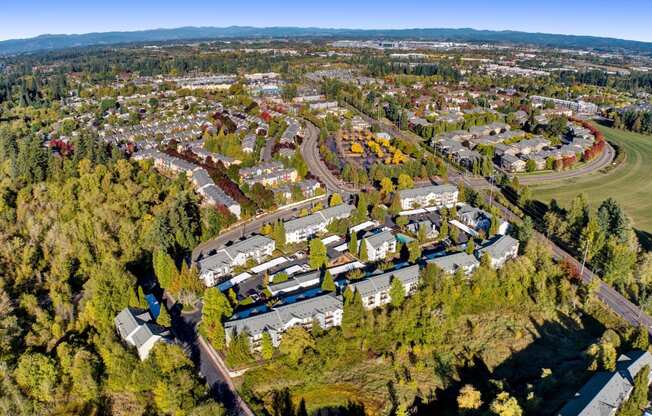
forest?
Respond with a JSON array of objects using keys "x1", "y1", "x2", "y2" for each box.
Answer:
[{"x1": 0, "y1": 122, "x2": 227, "y2": 415}]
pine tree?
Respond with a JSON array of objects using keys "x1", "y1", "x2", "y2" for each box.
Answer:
[
  {"x1": 633, "y1": 325, "x2": 649, "y2": 351},
  {"x1": 359, "y1": 240, "x2": 369, "y2": 261},
  {"x1": 321, "y1": 271, "x2": 336, "y2": 292},
  {"x1": 348, "y1": 232, "x2": 358, "y2": 255},
  {"x1": 157, "y1": 305, "x2": 171, "y2": 327},
  {"x1": 296, "y1": 398, "x2": 308, "y2": 416},
  {"x1": 466, "y1": 239, "x2": 475, "y2": 255}
]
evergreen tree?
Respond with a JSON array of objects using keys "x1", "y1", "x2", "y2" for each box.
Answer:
[
  {"x1": 157, "y1": 305, "x2": 171, "y2": 327},
  {"x1": 309, "y1": 239, "x2": 328, "y2": 270},
  {"x1": 321, "y1": 270, "x2": 336, "y2": 292},
  {"x1": 296, "y1": 398, "x2": 308, "y2": 416},
  {"x1": 359, "y1": 240, "x2": 369, "y2": 262},
  {"x1": 389, "y1": 277, "x2": 406, "y2": 307},
  {"x1": 466, "y1": 239, "x2": 475, "y2": 255},
  {"x1": 348, "y1": 231, "x2": 358, "y2": 255},
  {"x1": 632, "y1": 325, "x2": 649, "y2": 351},
  {"x1": 200, "y1": 288, "x2": 233, "y2": 350}
]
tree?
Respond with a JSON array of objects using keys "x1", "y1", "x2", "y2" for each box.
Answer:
[
  {"x1": 14, "y1": 353, "x2": 58, "y2": 402},
  {"x1": 272, "y1": 220, "x2": 286, "y2": 248},
  {"x1": 321, "y1": 270, "x2": 336, "y2": 292},
  {"x1": 515, "y1": 216, "x2": 534, "y2": 247},
  {"x1": 330, "y1": 193, "x2": 343, "y2": 207},
  {"x1": 389, "y1": 193, "x2": 402, "y2": 215},
  {"x1": 279, "y1": 327, "x2": 315, "y2": 364},
  {"x1": 342, "y1": 287, "x2": 365, "y2": 338},
  {"x1": 397, "y1": 174, "x2": 414, "y2": 190},
  {"x1": 157, "y1": 305, "x2": 171, "y2": 327},
  {"x1": 261, "y1": 331, "x2": 274, "y2": 360},
  {"x1": 525, "y1": 159, "x2": 536, "y2": 172},
  {"x1": 597, "y1": 198, "x2": 629, "y2": 243},
  {"x1": 490, "y1": 392, "x2": 522, "y2": 416},
  {"x1": 359, "y1": 240, "x2": 369, "y2": 262},
  {"x1": 200, "y1": 288, "x2": 233, "y2": 350},
  {"x1": 380, "y1": 177, "x2": 394, "y2": 196},
  {"x1": 271, "y1": 388, "x2": 295, "y2": 416},
  {"x1": 389, "y1": 277, "x2": 406, "y2": 307},
  {"x1": 351, "y1": 142, "x2": 364, "y2": 154},
  {"x1": 296, "y1": 398, "x2": 308, "y2": 416},
  {"x1": 632, "y1": 325, "x2": 649, "y2": 351},
  {"x1": 457, "y1": 384, "x2": 482, "y2": 410},
  {"x1": 153, "y1": 249, "x2": 177, "y2": 290},
  {"x1": 348, "y1": 232, "x2": 358, "y2": 255},
  {"x1": 466, "y1": 239, "x2": 475, "y2": 255},
  {"x1": 617, "y1": 365, "x2": 650, "y2": 416},
  {"x1": 407, "y1": 241, "x2": 422, "y2": 263},
  {"x1": 309, "y1": 239, "x2": 328, "y2": 269}
]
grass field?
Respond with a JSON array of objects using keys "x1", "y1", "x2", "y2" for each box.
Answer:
[{"x1": 532, "y1": 125, "x2": 652, "y2": 248}]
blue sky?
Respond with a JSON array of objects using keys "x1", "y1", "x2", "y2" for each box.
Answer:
[{"x1": 2, "y1": 0, "x2": 651, "y2": 42}]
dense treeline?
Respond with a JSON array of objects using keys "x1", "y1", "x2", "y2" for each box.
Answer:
[
  {"x1": 0, "y1": 126, "x2": 225, "y2": 414},
  {"x1": 365, "y1": 59, "x2": 461, "y2": 81},
  {"x1": 556, "y1": 69, "x2": 652, "y2": 93},
  {"x1": 610, "y1": 109, "x2": 652, "y2": 134}
]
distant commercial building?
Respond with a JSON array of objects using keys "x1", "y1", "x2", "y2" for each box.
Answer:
[{"x1": 531, "y1": 95, "x2": 598, "y2": 114}]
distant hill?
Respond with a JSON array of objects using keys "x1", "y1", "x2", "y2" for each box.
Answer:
[{"x1": 1, "y1": 26, "x2": 652, "y2": 56}]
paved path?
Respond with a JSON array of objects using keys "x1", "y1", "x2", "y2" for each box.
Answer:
[
  {"x1": 299, "y1": 121, "x2": 361, "y2": 199},
  {"x1": 192, "y1": 195, "x2": 327, "y2": 262}
]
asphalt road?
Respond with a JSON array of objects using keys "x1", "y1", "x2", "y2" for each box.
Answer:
[
  {"x1": 166, "y1": 296, "x2": 254, "y2": 416},
  {"x1": 299, "y1": 121, "x2": 360, "y2": 199},
  {"x1": 192, "y1": 195, "x2": 327, "y2": 262}
]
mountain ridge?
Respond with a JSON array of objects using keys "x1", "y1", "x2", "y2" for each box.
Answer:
[{"x1": 1, "y1": 25, "x2": 651, "y2": 55}]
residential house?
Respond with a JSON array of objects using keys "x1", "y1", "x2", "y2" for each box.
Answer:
[
  {"x1": 115, "y1": 308, "x2": 170, "y2": 360},
  {"x1": 224, "y1": 294, "x2": 343, "y2": 350},
  {"x1": 398, "y1": 184, "x2": 459, "y2": 210},
  {"x1": 501, "y1": 153, "x2": 527, "y2": 172},
  {"x1": 268, "y1": 270, "x2": 321, "y2": 296},
  {"x1": 349, "y1": 265, "x2": 420, "y2": 309},
  {"x1": 242, "y1": 134, "x2": 257, "y2": 154},
  {"x1": 476, "y1": 234, "x2": 519, "y2": 268}
]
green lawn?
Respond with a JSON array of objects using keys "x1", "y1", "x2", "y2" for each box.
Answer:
[{"x1": 532, "y1": 125, "x2": 652, "y2": 248}]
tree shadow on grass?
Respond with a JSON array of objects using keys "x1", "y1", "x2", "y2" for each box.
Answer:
[{"x1": 414, "y1": 312, "x2": 605, "y2": 415}]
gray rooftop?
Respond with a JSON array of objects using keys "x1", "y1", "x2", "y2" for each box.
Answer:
[
  {"x1": 558, "y1": 350, "x2": 652, "y2": 416},
  {"x1": 284, "y1": 204, "x2": 354, "y2": 234},
  {"x1": 269, "y1": 270, "x2": 320, "y2": 294},
  {"x1": 224, "y1": 293, "x2": 343, "y2": 337},
  {"x1": 399, "y1": 184, "x2": 458, "y2": 200},
  {"x1": 477, "y1": 235, "x2": 519, "y2": 260},
  {"x1": 364, "y1": 230, "x2": 396, "y2": 250},
  {"x1": 428, "y1": 252, "x2": 479, "y2": 274},
  {"x1": 350, "y1": 264, "x2": 420, "y2": 298}
]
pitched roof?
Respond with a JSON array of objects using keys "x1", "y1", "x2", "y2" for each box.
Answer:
[
  {"x1": 350, "y1": 265, "x2": 420, "y2": 298},
  {"x1": 399, "y1": 184, "x2": 458, "y2": 200},
  {"x1": 477, "y1": 235, "x2": 519, "y2": 259},
  {"x1": 224, "y1": 294, "x2": 343, "y2": 337},
  {"x1": 428, "y1": 252, "x2": 479, "y2": 274},
  {"x1": 558, "y1": 350, "x2": 652, "y2": 416}
]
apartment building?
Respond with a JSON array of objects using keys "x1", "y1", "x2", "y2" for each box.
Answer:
[
  {"x1": 362, "y1": 230, "x2": 397, "y2": 262},
  {"x1": 284, "y1": 204, "x2": 355, "y2": 244},
  {"x1": 115, "y1": 308, "x2": 170, "y2": 360},
  {"x1": 224, "y1": 294, "x2": 343, "y2": 350},
  {"x1": 476, "y1": 234, "x2": 520, "y2": 269},
  {"x1": 428, "y1": 252, "x2": 480, "y2": 275},
  {"x1": 398, "y1": 184, "x2": 459, "y2": 210},
  {"x1": 349, "y1": 265, "x2": 420, "y2": 309},
  {"x1": 198, "y1": 235, "x2": 275, "y2": 286}
]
